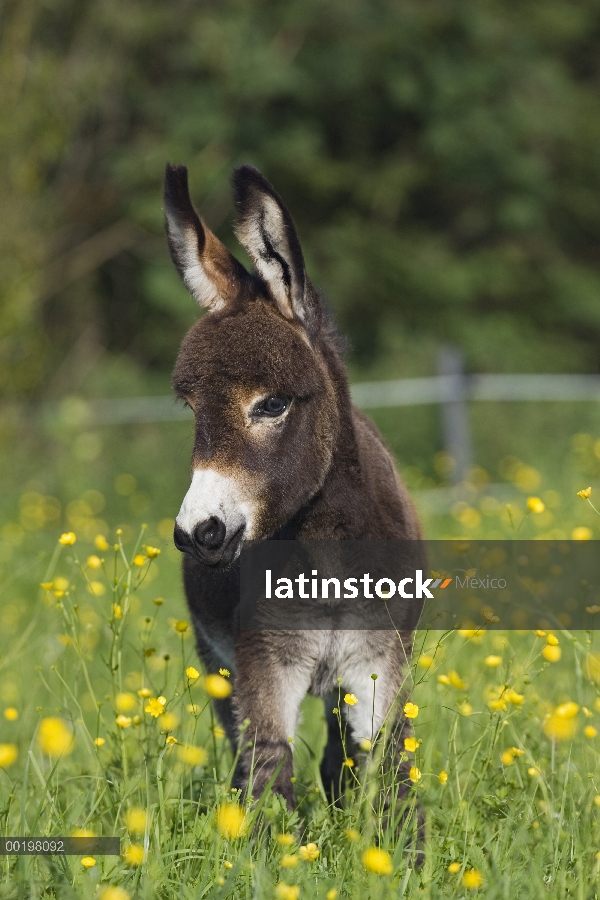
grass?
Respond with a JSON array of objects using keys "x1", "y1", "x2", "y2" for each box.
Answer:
[{"x1": 1, "y1": 411, "x2": 600, "y2": 897}]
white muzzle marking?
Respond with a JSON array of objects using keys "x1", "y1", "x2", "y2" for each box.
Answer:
[{"x1": 176, "y1": 468, "x2": 256, "y2": 540}]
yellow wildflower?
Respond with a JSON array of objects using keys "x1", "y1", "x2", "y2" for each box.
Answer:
[
  {"x1": 275, "y1": 885, "x2": 299, "y2": 900},
  {"x1": 344, "y1": 693, "x2": 358, "y2": 706},
  {"x1": 409, "y1": 766, "x2": 421, "y2": 782},
  {"x1": 123, "y1": 844, "x2": 144, "y2": 866},
  {"x1": 362, "y1": 846, "x2": 393, "y2": 875},
  {"x1": 343, "y1": 758, "x2": 354, "y2": 767},
  {"x1": 542, "y1": 645, "x2": 561, "y2": 663},
  {"x1": 145, "y1": 546, "x2": 161, "y2": 559},
  {"x1": 459, "y1": 702, "x2": 473, "y2": 716},
  {"x1": 144, "y1": 696, "x2": 166, "y2": 717},
  {"x1": 0, "y1": 744, "x2": 18, "y2": 767},
  {"x1": 115, "y1": 715, "x2": 131, "y2": 728},
  {"x1": 280, "y1": 854, "x2": 298, "y2": 868},
  {"x1": 345, "y1": 828, "x2": 360, "y2": 842},
  {"x1": 418, "y1": 654, "x2": 434, "y2": 668},
  {"x1": 585, "y1": 725, "x2": 598, "y2": 738},
  {"x1": 86, "y1": 581, "x2": 105, "y2": 597},
  {"x1": 125, "y1": 808, "x2": 147, "y2": 833},
  {"x1": 573, "y1": 526, "x2": 593, "y2": 540},
  {"x1": 448, "y1": 670, "x2": 468, "y2": 690},
  {"x1": 99, "y1": 887, "x2": 130, "y2": 900},
  {"x1": 462, "y1": 868, "x2": 483, "y2": 889},
  {"x1": 174, "y1": 620, "x2": 188, "y2": 633},
  {"x1": 594, "y1": 795, "x2": 600, "y2": 807},
  {"x1": 93, "y1": 737, "x2": 105, "y2": 747},
  {"x1": 219, "y1": 668, "x2": 230, "y2": 677},
  {"x1": 224, "y1": 861, "x2": 233, "y2": 869},
  {"x1": 544, "y1": 712, "x2": 576, "y2": 741},
  {"x1": 555, "y1": 701, "x2": 579, "y2": 718},
  {"x1": 448, "y1": 861, "x2": 461, "y2": 873},
  {"x1": 506, "y1": 689, "x2": 524, "y2": 706},
  {"x1": 81, "y1": 857, "x2": 96, "y2": 867},
  {"x1": 95, "y1": 534, "x2": 110, "y2": 551},
  {"x1": 205, "y1": 674, "x2": 232, "y2": 699},
  {"x1": 37, "y1": 717, "x2": 74, "y2": 756},
  {"x1": 87, "y1": 555, "x2": 102, "y2": 569},
  {"x1": 439, "y1": 770, "x2": 448, "y2": 784},
  {"x1": 359, "y1": 738, "x2": 372, "y2": 751},
  {"x1": 438, "y1": 674, "x2": 450, "y2": 685},
  {"x1": 298, "y1": 843, "x2": 319, "y2": 862},
  {"x1": 578, "y1": 487, "x2": 592, "y2": 499},
  {"x1": 277, "y1": 834, "x2": 295, "y2": 847},
  {"x1": 326, "y1": 891, "x2": 338, "y2": 900},
  {"x1": 186, "y1": 666, "x2": 200, "y2": 680},
  {"x1": 546, "y1": 633, "x2": 559, "y2": 646},
  {"x1": 3, "y1": 708, "x2": 18, "y2": 721},
  {"x1": 403, "y1": 702, "x2": 419, "y2": 719},
  {"x1": 59, "y1": 532, "x2": 76, "y2": 545},
  {"x1": 527, "y1": 497, "x2": 545, "y2": 513},
  {"x1": 112, "y1": 604, "x2": 122, "y2": 619},
  {"x1": 132, "y1": 555, "x2": 145, "y2": 567},
  {"x1": 177, "y1": 744, "x2": 208, "y2": 766},
  {"x1": 137, "y1": 687, "x2": 152, "y2": 698},
  {"x1": 404, "y1": 737, "x2": 418, "y2": 752},
  {"x1": 115, "y1": 693, "x2": 136, "y2": 713},
  {"x1": 166, "y1": 735, "x2": 177, "y2": 745},
  {"x1": 40, "y1": 582, "x2": 54, "y2": 590},
  {"x1": 485, "y1": 655, "x2": 502, "y2": 667},
  {"x1": 528, "y1": 767, "x2": 540, "y2": 777},
  {"x1": 158, "y1": 712, "x2": 179, "y2": 731},
  {"x1": 216, "y1": 802, "x2": 247, "y2": 839},
  {"x1": 535, "y1": 629, "x2": 547, "y2": 637}
]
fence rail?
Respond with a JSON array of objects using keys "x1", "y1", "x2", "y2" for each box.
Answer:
[{"x1": 18, "y1": 355, "x2": 600, "y2": 484}]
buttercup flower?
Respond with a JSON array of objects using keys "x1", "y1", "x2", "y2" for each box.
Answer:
[
  {"x1": 578, "y1": 487, "x2": 592, "y2": 499},
  {"x1": 137, "y1": 687, "x2": 152, "y2": 698},
  {"x1": 298, "y1": 843, "x2": 319, "y2": 862},
  {"x1": 409, "y1": 766, "x2": 421, "y2": 782},
  {"x1": 585, "y1": 725, "x2": 598, "y2": 738},
  {"x1": 573, "y1": 526, "x2": 593, "y2": 540},
  {"x1": 462, "y1": 868, "x2": 483, "y2": 889},
  {"x1": 132, "y1": 555, "x2": 145, "y2": 567},
  {"x1": 125, "y1": 808, "x2": 147, "y2": 833},
  {"x1": 59, "y1": 532, "x2": 76, "y2": 545},
  {"x1": 485, "y1": 655, "x2": 502, "y2": 667},
  {"x1": 280, "y1": 854, "x2": 298, "y2": 868},
  {"x1": 362, "y1": 847, "x2": 393, "y2": 875},
  {"x1": 277, "y1": 834, "x2": 295, "y2": 847},
  {"x1": 145, "y1": 696, "x2": 167, "y2": 717},
  {"x1": 527, "y1": 497, "x2": 544, "y2": 513},
  {"x1": 87, "y1": 555, "x2": 102, "y2": 569},
  {"x1": 542, "y1": 645, "x2": 561, "y2": 663},
  {"x1": 94, "y1": 737, "x2": 105, "y2": 747},
  {"x1": 177, "y1": 744, "x2": 208, "y2": 766},
  {"x1": 81, "y1": 857, "x2": 96, "y2": 867},
  {"x1": 0, "y1": 744, "x2": 18, "y2": 767},
  {"x1": 174, "y1": 620, "x2": 188, "y2": 633},
  {"x1": 3, "y1": 708, "x2": 18, "y2": 721},
  {"x1": 95, "y1": 534, "x2": 110, "y2": 551},
  {"x1": 404, "y1": 737, "x2": 418, "y2": 752},
  {"x1": 115, "y1": 715, "x2": 131, "y2": 728},
  {"x1": 403, "y1": 702, "x2": 419, "y2": 719},
  {"x1": 123, "y1": 844, "x2": 144, "y2": 866},
  {"x1": 448, "y1": 862, "x2": 461, "y2": 873},
  {"x1": 439, "y1": 770, "x2": 448, "y2": 784},
  {"x1": 99, "y1": 888, "x2": 130, "y2": 900},
  {"x1": 343, "y1": 693, "x2": 358, "y2": 706},
  {"x1": 219, "y1": 668, "x2": 230, "y2": 677},
  {"x1": 275, "y1": 885, "x2": 299, "y2": 900},
  {"x1": 216, "y1": 802, "x2": 247, "y2": 839},
  {"x1": 186, "y1": 667, "x2": 200, "y2": 680},
  {"x1": 145, "y1": 546, "x2": 161, "y2": 559},
  {"x1": 205, "y1": 674, "x2": 232, "y2": 699},
  {"x1": 37, "y1": 717, "x2": 74, "y2": 756}
]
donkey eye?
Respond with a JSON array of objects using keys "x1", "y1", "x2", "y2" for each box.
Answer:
[{"x1": 254, "y1": 396, "x2": 290, "y2": 418}]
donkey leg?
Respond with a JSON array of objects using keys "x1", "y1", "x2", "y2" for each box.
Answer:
[{"x1": 233, "y1": 634, "x2": 313, "y2": 810}]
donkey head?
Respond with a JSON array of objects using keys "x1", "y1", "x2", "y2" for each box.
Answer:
[{"x1": 165, "y1": 164, "x2": 341, "y2": 567}]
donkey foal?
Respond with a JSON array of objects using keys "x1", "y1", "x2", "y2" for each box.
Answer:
[{"x1": 164, "y1": 162, "x2": 423, "y2": 813}]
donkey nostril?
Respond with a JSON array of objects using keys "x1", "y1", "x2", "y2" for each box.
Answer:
[
  {"x1": 193, "y1": 517, "x2": 226, "y2": 552},
  {"x1": 173, "y1": 523, "x2": 192, "y2": 552}
]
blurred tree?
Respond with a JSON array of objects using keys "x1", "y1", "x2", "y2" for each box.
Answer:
[{"x1": 3, "y1": 0, "x2": 600, "y2": 399}]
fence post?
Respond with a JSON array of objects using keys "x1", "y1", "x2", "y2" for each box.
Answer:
[{"x1": 437, "y1": 345, "x2": 472, "y2": 483}]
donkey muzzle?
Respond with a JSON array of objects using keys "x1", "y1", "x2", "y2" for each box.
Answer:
[{"x1": 173, "y1": 518, "x2": 244, "y2": 567}]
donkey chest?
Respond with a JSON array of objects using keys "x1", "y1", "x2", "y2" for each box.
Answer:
[{"x1": 304, "y1": 630, "x2": 387, "y2": 697}]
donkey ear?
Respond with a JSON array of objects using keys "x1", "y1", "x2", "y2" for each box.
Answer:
[
  {"x1": 232, "y1": 165, "x2": 320, "y2": 335},
  {"x1": 164, "y1": 164, "x2": 247, "y2": 311}
]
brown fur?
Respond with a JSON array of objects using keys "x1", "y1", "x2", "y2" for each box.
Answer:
[{"x1": 164, "y1": 163, "x2": 423, "y2": 817}]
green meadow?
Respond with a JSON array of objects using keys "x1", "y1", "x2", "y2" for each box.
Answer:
[{"x1": 1, "y1": 408, "x2": 600, "y2": 898}]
